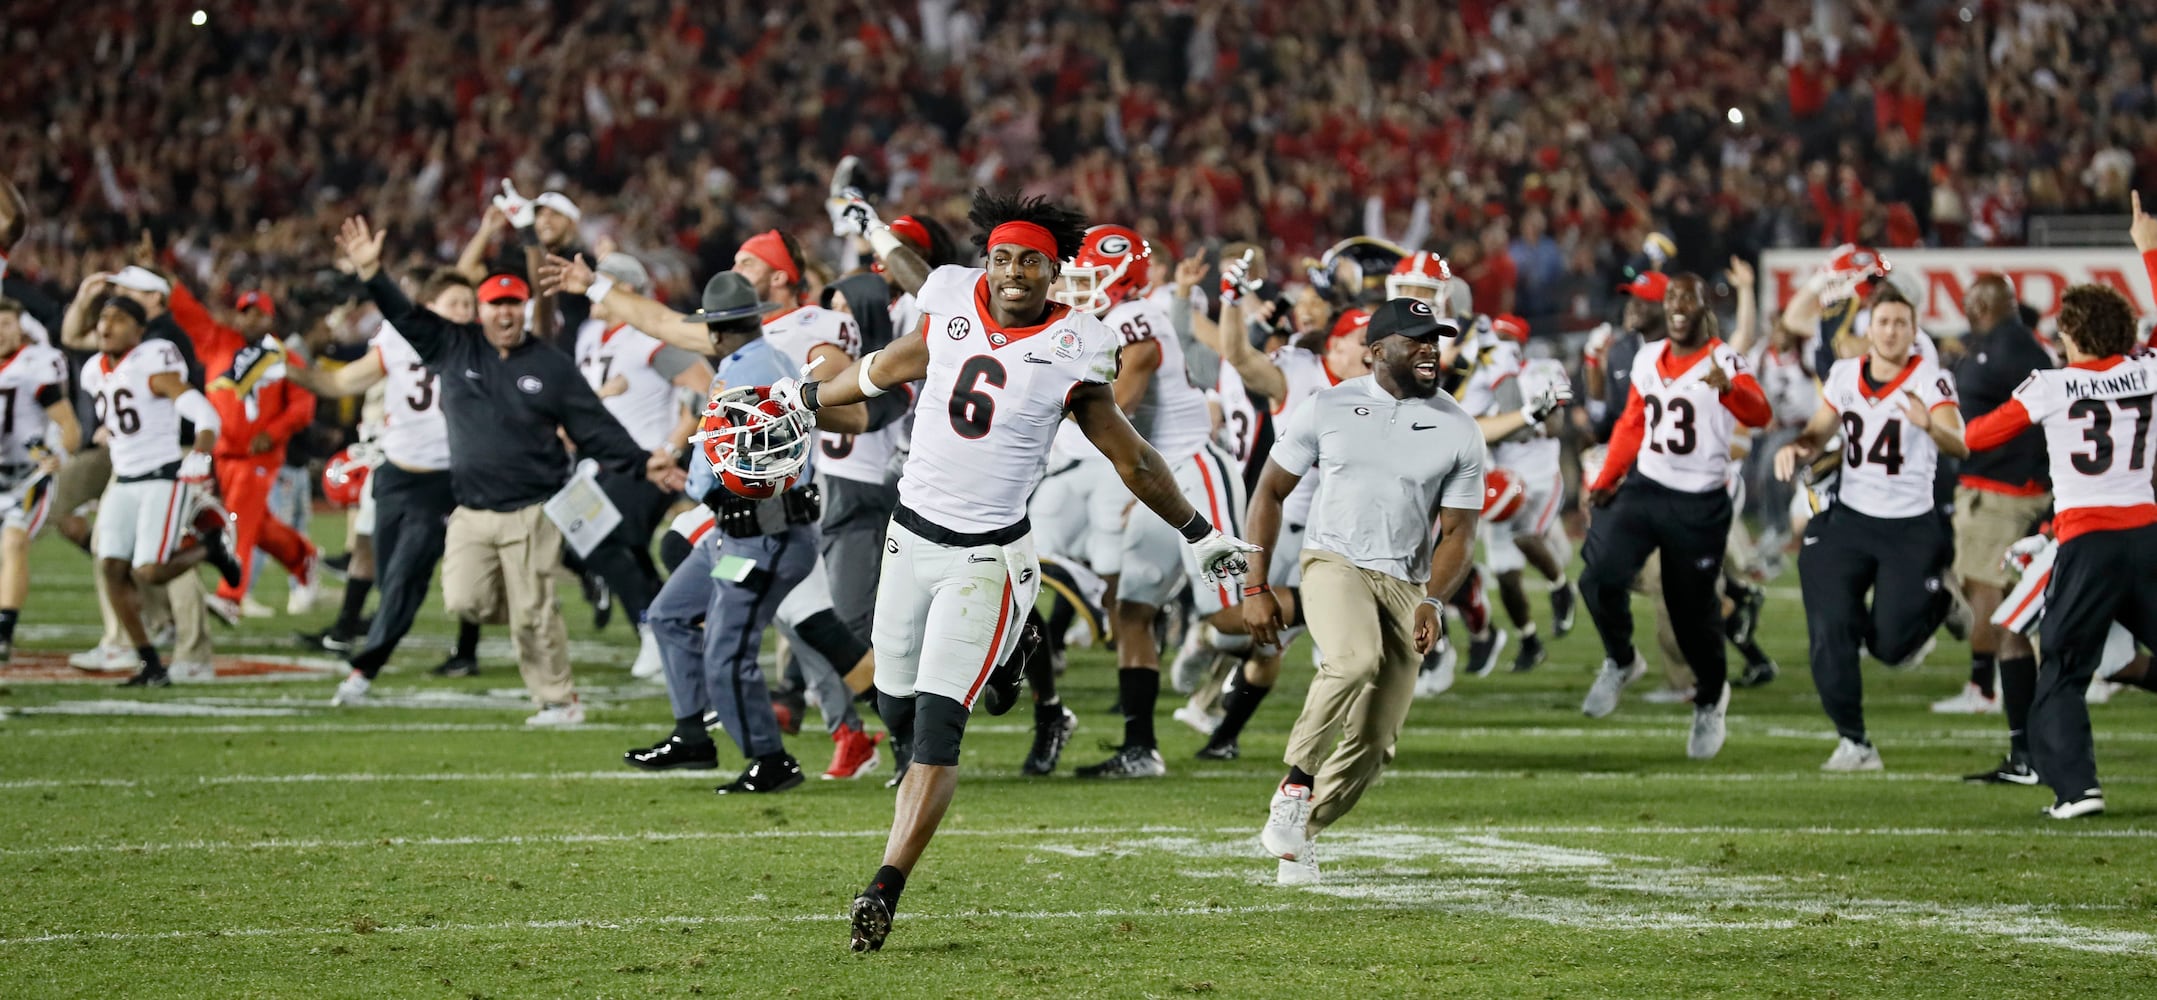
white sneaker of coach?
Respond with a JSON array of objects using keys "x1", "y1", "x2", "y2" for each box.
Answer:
[
  {"x1": 1686, "y1": 682, "x2": 1730, "y2": 760},
  {"x1": 70, "y1": 644, "x2": 135, "y2": 672},
  {"x1": 1260, "y1": 781, "x2": 1314, "y2": 859},
  {"x1": 1581, "y1": 651, "x2": 1647, "y2": 718},
  {"x1": 1929, "y1": 682, "x2": 2000, "y2": 715},
  {"x1": 1821, "y1": 737, "x2": 1883, "y2": 772},
  {"x1": 168, "y1": 660, "x2": 217, "y2": 683},
  {"x1": 630, "y1": 624, "x2": 664, "y2": 680},
  {"x1": 240, "y1": 597, "x2": 277, "y2": 619},
  {"x1": 526, "y1": 698, "x2": 586, "y2": 727},
  {"x1": 1277, "y1": 840, "x2": 1320, "y2": 886},
  {"x1": 331, "y1": 671, "x2": 371, "y2": 707}
]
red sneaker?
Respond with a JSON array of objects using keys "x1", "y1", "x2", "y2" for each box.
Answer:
[{"x1": 822, "y1": 725, "x2": 885, "y2": 780}]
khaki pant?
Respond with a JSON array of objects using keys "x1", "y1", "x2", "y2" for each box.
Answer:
[
  {"x1": 443, "y1": 504, "x2": 571, "y2": 703},
  {"x1": 1284, "y1": 548, "x2": 1425, "y2": 835},
  {"x1": 1953, "y1": 486, "x2": 2052, "y2": 590}
]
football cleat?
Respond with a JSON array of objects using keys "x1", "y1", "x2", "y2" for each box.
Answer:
[
  {"x1": 981, "y1": 615, "x2": 1046, "y2": 717},
  {"x1": 1073, "y1": 744, "x2": 1166, "y2": 779},
  {"x1": 1964, "y1": 756, "x2": 2040, "y2": 785},
  {"x1": 1930, "y1": 682, "x2": 1999, "y2": 715},
  {"x1": 1732, "y1": 657, "x2": 1779, "y2": 689},
  {"x1": 119, "y1": 664, "x2": 170, "y2": 688},
  {"x1": 1195, "y1": 739, "x2": 1240, "y2": 761},
  {"x1": 625, "y1": 734, "x2": 719, "y2": 771},
  {"x1": 1549, "y1": 582, "x2": 1578, "y2": 638},
  {"x1": 1021, "y1": 704, "x2": 1078, "y2": 776},
  {"x1": 1821, "y1": 737, "x2": 1883, "y2": 772},
  {"x1": 822, "y1": 726, "x2": 884, "y2": 780},
  {"x1": 1260, "y1": 781, "x2": 1314, "y2": 859},
  {"x1": 1510, "y1": 632, "x2": 1547, "y2": 673},
  {"x1": 297, "y1": 628, "x2": 354, "y2": 655},
  {"x1": 1172, "y1": 704, "x2": 1223, "y2": 737},
  {"x1": 431, "y1": 655, "x2": 480, "y2": 678},
  {"x1": 1723, "y1": 580, "x2": 1766, "y2": 646},
  {"x1": 1687, "y1": 682, "x2": 1730, "y2": 760},
  {"x1": 1413, "y1": 636, "x2": 1456, "y2": 699},
  {"x1": 525, "y1": 700, "x2": 585, "y2": 728},
  {"x1": 716, "y1": 755, "x2": 805, "y2": 795},
  {"x1": 1582, "y1": 651, "x2": 1647, "y2": 718},
  {"x1": 848, "y1": 891, "x2": 893, "y2": 953},
  {"x1": 1464, "y1": 628, "x2": 1509, "y2": 678},
  {"x1": 330, "y1": 671, "x2": 371, "y2": 707},
  {"x1": 2043, "y1": 792, "x2": 2106, "y2": 820}
]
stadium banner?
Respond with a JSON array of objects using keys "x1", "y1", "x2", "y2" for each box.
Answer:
[{"x1": 1760, "y1": 247, "x2": 2155, "y2": 336}]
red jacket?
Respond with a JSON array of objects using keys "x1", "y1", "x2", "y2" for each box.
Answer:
[{"x1": 169, "y1": 282, "x2": 316, "y2": 463}]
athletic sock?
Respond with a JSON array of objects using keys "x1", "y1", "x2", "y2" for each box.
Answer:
[
  {"x1": 1117, "y1": 667, "x2": 1159, "y2": 749},
  {"x1": 673, "y1": 714, "x2": 714, "y2": 747},
  {"x1": 1968, "y1": 653, "x2": 1998, "y2": 698},
  {"x1": 0, "y1": 608, "x2": 19, "y2": 643},
  {"x1": 136, "y1": 645, "x2": 162, "y2": 672},
  {"x1": 1999, "y1": 655, "x2": 2037, "y2": 756},
  {"x1": 1033, "y1": 696, "x2": 1064, "y2": 723},
  {"x1": 869, "y1": 865, "x2": 907, "y2": 911},
  {"x1": 454, "y1": 620, "x2": 480, "y2": 660},
  {"x1": 1285, "y1": 765, "x2": 1317, "y2": 790},
  {"x1": 1209, "y1": 668, "x2": 1271, "y2": 745},
  {"x1": 335, "y1": 579, "x2": 373, "y2": 636}
]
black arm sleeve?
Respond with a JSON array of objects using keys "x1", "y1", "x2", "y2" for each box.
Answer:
[
  {"x1": 366, "y1": 271, "x2": 459, "y2": 365},
  {"x1": 549, "y1": 354, "x2": 650, "y2": 479}
]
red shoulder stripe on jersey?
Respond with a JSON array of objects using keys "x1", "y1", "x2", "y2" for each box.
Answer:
[
  {"x1": 961, "y1": 577, "x2": 1016, "y2": 707},
  {"x1": 2056, "y1": 504, "x2": 2157, "y2": 544},
  {"x1": 1965, "y1": 399, "x2": 2033, "y2": 452},
  {"x1": 2068, "y1": 355, "x2": 2129, "y2": 372},
  {"x1": 1592, "y1": 386, "x2": 1648, "y2": 492}
]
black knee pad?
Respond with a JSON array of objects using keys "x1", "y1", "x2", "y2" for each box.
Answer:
[
  {"x1": 659, "y1": 532, "x2": 693, "y2": 574},
  {"x1": 796, "y1": 609, "x2": 869, "y2": 668},
  {"x1": 911, "y1": 693, "x2": 970, "y2": 767}
]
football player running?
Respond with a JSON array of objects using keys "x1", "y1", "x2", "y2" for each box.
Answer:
[
  {"x1": 775, "y1": 190, "x2": 1256, "y2": 953},
  {"x1": 0, "y1": 299, "x2": 79, "y2": 660}
]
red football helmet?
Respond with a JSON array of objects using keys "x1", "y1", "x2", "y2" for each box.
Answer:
[
  {"x1": 1818, "y1": 244, "x2": 1893, "y2": 306},
  {"x1": 1385, "y1": 251, "x2": 1453, "y2": 307},
  {"x1": 1054, "y1": 225, "x2": 1152, "y2": 316},
  {"x1": 695, "y1": 386, "x2": 812, "y2": 500},
  {"x1": 321, "y1": 445, "x2": 379, "y2": 507},
  {"x1": 1481, "y1": 467, "x2": 1525, "y2": 524}
]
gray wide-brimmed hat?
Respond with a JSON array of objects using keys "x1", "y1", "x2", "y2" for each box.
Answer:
[{"x1": 684, "y1": 271, "x2": 784, "y2": 325}]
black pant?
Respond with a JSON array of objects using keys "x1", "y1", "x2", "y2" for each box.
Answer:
[
  {"x1": 350, "y1": 464, "x2": 458, "y2": 676},
  {"x1": 2030, "y1": 524, "x2": 2157, "y2": 800},
  {"x1": 576, "y1": 469, "x2": 670, "y2": 624},
  {"x1": 1798, "y1": 504, "x2": 1951, "y2": 743},
  {"x1": 1580, "y1": 477, "x2": 1732, "y2": 706}
]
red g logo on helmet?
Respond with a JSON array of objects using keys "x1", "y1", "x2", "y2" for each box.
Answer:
[
  {"x1": 1053, "y1": 225, "x2": 1152, "y2": 316},
  {"x1": 321, "y1": 446, "x2": 378, "y2": 507}
]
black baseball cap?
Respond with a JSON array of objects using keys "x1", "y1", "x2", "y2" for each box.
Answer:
[{"x1": 1364, "y1": 297, "x2": 1460, "y2": 345}]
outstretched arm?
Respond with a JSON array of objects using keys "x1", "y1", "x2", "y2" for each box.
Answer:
[
  {"x1": 536, "y1": 254, "x2": 717, "y2": 355},
  {"x1": 285, "y1": 351, "x2": 388, "y2": 399},
  {"x1": 778, "y1": 321, "x2": 930, "y2": 434}
]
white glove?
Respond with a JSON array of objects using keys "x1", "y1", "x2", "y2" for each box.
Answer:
[
  {"x1": 1219, "y1": 252, "x2": 1260, "y2": 308},
  {"x1": 2002, "y1": 533, "x2": 2051, "y2": 575},
  {"x1": 765, "y1": 377, "x2": 806, "y2": 413},
  {"x1": 1525, "y1": 381, "x2": 1573, "y2": 423},
  {"x1": 178, "y1": 451, "x2": 214, "y2": 485},
  {"x1": 1584, "y1": 322, "x2": 1614, "y2": 357},
  {"x1": 1190, "y1": 530, "x2": 1262, "y2": 583},
  {"x1": 828, "y1": 188, "x2": 883, "y2": 238},
  {"x1": 493, "y1": 180, "x2": 536, "y2": 229}
]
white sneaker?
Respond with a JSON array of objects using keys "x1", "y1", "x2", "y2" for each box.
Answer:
[
  {"x1": 168, "y1": 660, "x2": 217, "y2": 683},
  {"x1": 1277, "y1": 841, "x2": 1320, "y2": 886},
  {"x1": 1641, "y1": 686, "x2": 1697, "y2": 705},
  {"x1": 1260, "y1": 781, "x2": 1314, "y2": 859},
  {"x1": 1172, "y1": 704, "x2": 1223, "y2": 736},
  {"x1": 1821, "y1": 736, "x2": 1883, "y2": 772},
  {"x1": 2043, "y1": 791, "x2": 2106, "y2": 820},
  {"x1": 240, "y1": 597, "x2": 277, "y2": 619},
  {"x1": 1168, "y1": 625, "x2": 1215, "y2": 694},
  {"x1": 630, "y1": 624, "x2": 664, "y2": 680},
  {"x1": 1413, "y1": 639, "x2": 1456, "y2": 699},
  {"x1": 70, "y1": 644, "x2": 135, "y2": 672},
  {"x1": 2086, "y1": 679, "x2": 2123, "y2": 705},
  {"x1": 331, "y1": 671, "x2": 371, "y2": 707},
  {"x1": 286, "y1": 552, "x2": 321, "y2": 616},
  {"x1": 526, "y1": 699, "x2": 586, "y2": 727},
  {"x1": 1930, "y1": 682, "x2": 2000, "y2": 715},
  {"x1": 205, "y1": 595, "x2": 243, "y2": 628},
  {"x1": 1686, "y1": 682, "x2": 1730, "y2": 760},
  {"x1": 1581, "y1": 651, "x2": 1647, "y2": 718}
]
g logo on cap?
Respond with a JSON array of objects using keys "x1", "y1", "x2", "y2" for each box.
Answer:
[{"x1": 1410, "y1": 301, "x2": 1433, "y2": 316}]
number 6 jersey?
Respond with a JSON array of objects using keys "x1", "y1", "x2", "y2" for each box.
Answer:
[
  {"x1": 1819, "y1": 354, "x2": 1958, "y2": 518},
  {"x1": 898, "y1": 265, "x2": 1122, "y2": 535},
  {"x1": 1969, "y1": 353, "x2": 2157, "y2": 542}
]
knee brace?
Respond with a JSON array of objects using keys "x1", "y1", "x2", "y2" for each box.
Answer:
[{"x1": 911, "y1": 692, "x2": 970, "y2": 767}]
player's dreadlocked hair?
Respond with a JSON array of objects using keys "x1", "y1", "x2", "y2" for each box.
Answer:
[
  {"x1": 2058, "y1": 283, "x2": 2138, "y2": 358},
  {"x1": 913, "y1": 215, "x2": 969, "y2": 268},
  {"x1": 967, "y1": 189, "x2": 1088, "y2": 262}
]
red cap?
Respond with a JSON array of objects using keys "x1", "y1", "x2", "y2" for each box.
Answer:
[
  {"x1": 1618, "y1": 271, "x2": 1669, "y2": 301},
  {"x1": 1328, "y1": 308, "x2": 1371, "y2": 340},
  {"x1": 1493, "y1": 314, "x2": 1530, "y2": 342},
  {"x1": 234, "y1": 291, "x2": 276, "y2": 316},
  {"x1": 477, "y1": 274, "x2": 531, "y2": 304}
]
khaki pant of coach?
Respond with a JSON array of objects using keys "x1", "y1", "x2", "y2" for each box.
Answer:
[
  {"x1": 443, "y1": 504, "x2": 572, "y2": 704},
  {"x1": 1283, "y1": 547, "x2": 1425, "y2": 835}
]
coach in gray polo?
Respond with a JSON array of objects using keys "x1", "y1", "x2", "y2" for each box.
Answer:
[{"x1": 1244, "y1": 296, "x2": 1484, "y2": 884}]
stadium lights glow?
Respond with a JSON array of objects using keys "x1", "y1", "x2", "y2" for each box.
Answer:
[
  {"x1": 191, "y1": 10, "x2": 207, "y2": 26},
  {"x1": 1727, "y1": 108, "x2": 1745, "y2": 126}
]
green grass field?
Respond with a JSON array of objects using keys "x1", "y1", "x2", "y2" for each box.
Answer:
[{"x1": 4, "y1": 514, "x2": 2157, "y2": 998}]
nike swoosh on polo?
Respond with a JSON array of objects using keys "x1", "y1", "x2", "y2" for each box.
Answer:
[
  {"x1": 1803, "y1": 537, "x2": 1819, "y2": 545},
  {"x1": 1410, "y1": 423, "x2": 1438, "y2": 431}
]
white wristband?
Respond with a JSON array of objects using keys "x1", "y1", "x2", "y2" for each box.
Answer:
[
  {"x1": 866, "y1": 226, "x2": 905, "y2": 259},
  {"x1": 1419, "y1": 597, "x2": 1445, "y2": 612},
  {"x1": 856, "y1": 350, "x2": 887, "y2": 398},
  {"x1": 585, "y1": 274, "x2": 616, "y2": 304}
]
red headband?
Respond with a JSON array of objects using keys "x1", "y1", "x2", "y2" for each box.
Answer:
[
  {"x1": 739, "y1": 230, "x2": 800, "y2": 287},
  {"x1": 987, "y1": 221, "x2": 1058, "y2": 261}
]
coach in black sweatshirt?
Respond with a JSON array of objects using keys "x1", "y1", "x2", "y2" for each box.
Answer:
[{"x1": 343, "y1": 214, "x2": 647, "y2": 722}]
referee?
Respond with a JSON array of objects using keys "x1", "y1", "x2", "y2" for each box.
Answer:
[
  {"x1": 1244, "y1": 298, "x2": 1484, "y2": 885},
  {"x1": 336, "y1": 216, "x2": 649, "y2": 726}
]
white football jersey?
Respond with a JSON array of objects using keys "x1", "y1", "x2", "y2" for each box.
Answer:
[
  {"x1": 1215, "y1": 357, "x2": 1260, "y2": 471},
  {"x1": 1270, "y1": 345, "x2": 1342, "y2": 524},
  {"x1": 372, "y1": 324, "x2": 450, "y2": 471},
  {"x1": 1626, "y1": 338, "x2": 1752, "y2": 494},
  {"x1": 1821, "y1": 354, "x2": 1958, "y2": 518},
  {"x1": 898, "y1": 266, "x2": 1121, "y2": 534},
  {"x1": 82, "y1": 339, "x2": 188, "y2": 477},
  {"x1": 576, "y1": 319, "x2": 679, "y2": 452},
  {"x1": 2012, "y1": 355, "x2": 2157, "y2": 516},
  {"x1": 1108, "y1": 298, "x2": 1210, "y2": 463},
  {"x1": 1453, "y1": 340, "x2": 1524, "y2": 418},
  {"x1": 1496, "y1": 356, "x2": 1566, "y2": 485},
  {"x1": 0, "y1": 344, "x2": 67, "y2": 464},
  {"x1": 763, "y1": 304, "x2": 859, "y2": 372}
]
